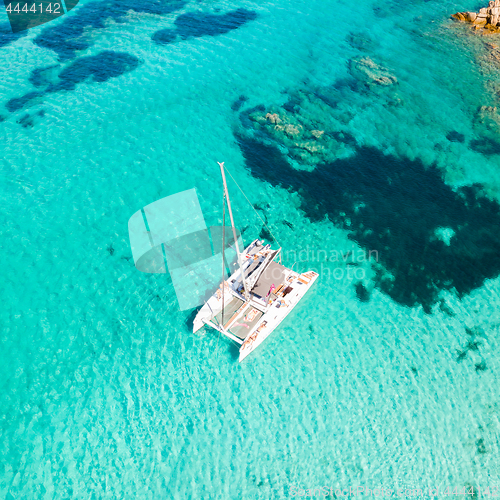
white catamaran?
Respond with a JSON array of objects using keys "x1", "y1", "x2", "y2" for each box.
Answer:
[{"x1": 193, "y1": 162, "x2": 319, "y2": 362}]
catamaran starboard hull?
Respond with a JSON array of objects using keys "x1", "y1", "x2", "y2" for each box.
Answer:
[{"x1": 238, "y1": 271, "x2": 318, "y2": 362}]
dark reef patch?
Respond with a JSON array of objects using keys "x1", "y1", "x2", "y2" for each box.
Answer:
[
  {"x1": 475, "y1": 361, "x2": 488, "y2": 373},
  {"x1": 6, "y1": 91, "x2": 43, "y2": 112},
  {"x1": 7, "y1": 51, "x2": 140, "y2": 114},
  {"x1": 456, "y1": 326, "x2": 488, "y2": 365},
  {"x1": 235, "y1": 134, "x2": 500, "y2": 312},
  {"x1": 152, "y1": 8, "x2": 257, "y2": 45},
  {"x1": 259, "y1": 226, "x2": 273, "y2": 242},
  {"x1": 346, "y1": 32, "x2": 376, "y2": 52},
  {"x1": 0, "y1": 22, "x2": 27, "y2": 48},
  {"x1": 446, "y1": 130, "x2": 465, "y2": 143},
  {"x1": 465, "y1": 339, "x2": 480, "y2": 351},
  {"x1": 34, "y1": 0, "x2": 187, "y2": 60},
  {"x1": 438, "y1": 298, "x2": 455, "y2": 316},
  {"x1": 29, "y1": 65, "x2": 60, "y2": 88},
  {"x1": 152, "y1": 29, "x2": 178, "y2": 45},
  {"x1": 52, "y1": 51, "x2": 140, "y2": 91},
  {"x1": 355, "y1": 282, "x2": 370, "y2": 302},
  {"x1": 476, "y1": 437, "x2": 487, "y2": 454},
  {"x1": 17, "y1": 113, "x2": 34, "y2": 128},
  {"x1": 373, "y1": 5, "x2": 392, "y2": 18},
  {"x1": 231, "y1": 95, "x2": 249, "y2": 112},
  {"x1": 466, "y1": 326, "x2": 485, "y2": 337},
  {"x1": 282, "y1": 96, "x2": 301, "y2": 114},
  {"x1": 469, "y1": 137, "x2": 500, "y2": 155},
  {"x1": 175, "y1": 9, "x2": 257, "y2": 38},
  {"x1": 10, "y1": 0, "x2": 175, "y2": 121}
]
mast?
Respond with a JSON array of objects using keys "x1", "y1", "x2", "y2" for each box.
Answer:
[{"x1": 218, "y1": 162, "x2": 250, "y2": 300}]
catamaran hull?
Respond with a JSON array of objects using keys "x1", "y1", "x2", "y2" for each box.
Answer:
[
  {"x1": 192, "y1": 280, "x2": 232, "y2": 334},
  {"x1": 238, "y1": 271, "x2": 318, "y2": 362},
  {"x1": 193, "y1": 316, "x2": 205, "y2": 334}
]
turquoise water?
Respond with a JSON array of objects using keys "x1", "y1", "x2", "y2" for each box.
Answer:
[{"x1": 1, "y1": 0, "x2": 500, "y2": 497}]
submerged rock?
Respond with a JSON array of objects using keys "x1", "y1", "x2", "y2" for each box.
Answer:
[
  {"x1": 265, "y1": 112, "x2": 281, "y2": 124},
  {"x1": 284, "y1": 123, "x2": 302, "y2": 138},
  {"x1": 474, "y1": 105, "x2": 500, "y2": 138},
  {"x1": 348, "y1": 57, "x2": 398, "y2": 88},
  {"x1": 239, "y1": 56, "x2": 397, "y2": 167},
  {"x1": 247, "y1": 104, "x2": 349, "y2": 166}
]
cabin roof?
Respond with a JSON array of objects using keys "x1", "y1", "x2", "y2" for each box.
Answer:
[{"x1": 251, "y1": 261, "x2": 288, "y2": 298}]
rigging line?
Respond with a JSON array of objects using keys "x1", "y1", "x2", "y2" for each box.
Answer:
[{"x1": 222, "y1": 163, "x2": 282, "y2": 249}]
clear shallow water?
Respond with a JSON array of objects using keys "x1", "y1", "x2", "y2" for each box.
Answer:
[{"x1": 1, "y1": 0, "x2": 500, "y2": 498}]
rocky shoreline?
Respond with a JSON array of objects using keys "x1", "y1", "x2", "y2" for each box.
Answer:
[
  {"x1": 451, "y1": 4, "x2": 500, "y2": 145},
  {"x1": 452, "y1": 1, "x2": 500, "y2": 32}
]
